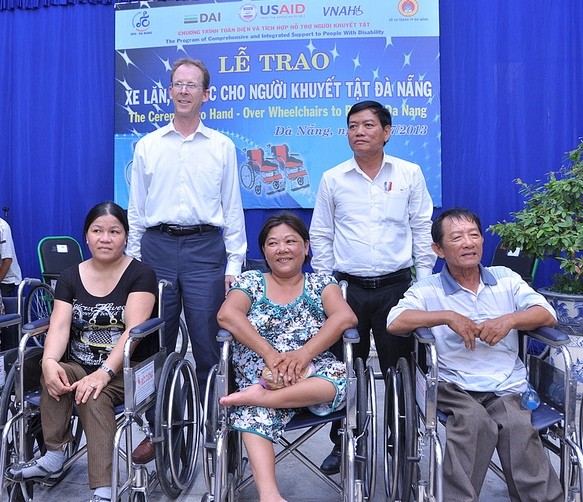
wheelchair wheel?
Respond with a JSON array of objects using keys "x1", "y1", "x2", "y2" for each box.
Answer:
[
  {"x1": 24, "y1": 284, "x2": 54, "y2": 347},
  {"x1": 154, "y1": 352, "x2": 200, "y2": 498},
  {"x1": 355, "y1": 358, "x2": 377, "y2": 501},
  {"x1": 175, "y1": 316, "x2": 189, "y2": 358},
  {"x1": 203, "y1": 365, "x2": 219, "y2": 491},
  {"x1": 385, "y1": 357, "x2": 417, "y2": 502},
  {"x1": 0, "y1": 348, "x2": 45, "y2": 500}
]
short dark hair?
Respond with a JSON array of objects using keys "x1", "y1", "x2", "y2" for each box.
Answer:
[
  {"x1": 258, "y1": 211, "x2": 310, "y2": 265},
  {"x1": 346, "y1": 100, "x2": 392, "y2": 128},
  {"x1": 170, "y1": 57, "x2": 210, "y2": 91},
  {"x1": 431, "y1": 208, "x2": 482, "y2": 246},
  {"x1": 83, "y1": 201, "x2": 129, "y2": 238}
]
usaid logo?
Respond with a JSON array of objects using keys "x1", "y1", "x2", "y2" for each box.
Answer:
[
  {"x1": 258, "y1": 4, "x2": 306, "y2": 16},
  {"x1": 239, "y1": 4, "x2": 257, "y2": 22}
]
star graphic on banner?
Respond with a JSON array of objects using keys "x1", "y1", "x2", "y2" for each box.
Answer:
[
  {"x1": 330, "y1": 44, "x2": 340, "y2": 62},
  {"x1": 117, "y1": 50, "x2": 137, "y2": 69},
  {"x1": 372, "y1": 67, "x2": 380, "y2": 81},
  {"x1": 306, "y1": 39, "x2": 316, "y2": 54},
  {"x1": 352, "y1": 53, "x2": 361, "y2": 70},
  {"x1": 384, "y1": 36, "x2": 393, "y2": 49},
  {"x1": 403, "y1": 50, "x2": 412, "y2": 67},
  {"x1": 117, "y1": 78, "x2": 132, "y2": 91},
  {"x1": 158, "y1": 56, "x2": 172, "y2": 73}
]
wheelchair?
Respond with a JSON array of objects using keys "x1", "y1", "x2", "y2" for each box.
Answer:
[
  {"x1": 201, "y1": 282, "x2": 377, "y2": 502},
  {"x1": 0, "y1": 280, "x2": 200, "y2": 501},
  {"x1": 385, "y1": 326, "x2": 583, "y2": 502}
]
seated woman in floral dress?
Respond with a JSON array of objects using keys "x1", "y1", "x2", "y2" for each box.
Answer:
[{"x1": 218, "y1": 211, "x2": 357, "y2": 502}]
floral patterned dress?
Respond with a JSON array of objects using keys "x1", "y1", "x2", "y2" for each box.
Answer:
[{"x1": 229, "y1": 270, "x2": 347, "y2": 442}]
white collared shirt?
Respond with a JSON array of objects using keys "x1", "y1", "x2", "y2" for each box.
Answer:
[
  {"x1": 310, "y1": 154, "x2": 436, "y2": 278},
  {"x1": 387, "y1": 265, "x2": 557, "y2": 393},
  {"x1": 0, "y1": 218, "x2": 22, "y2": 285},
  {"x1": 127, "y1": 120, "x2": 246, "y2": 276}
]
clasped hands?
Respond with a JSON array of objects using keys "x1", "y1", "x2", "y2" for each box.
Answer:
[
  {"x1": 449, "y1": 313, "x2": 512, "y2": 350},
  {"x1": 42, "y1": 359, "x2": 110, "y2": 404},
  {"x1": 264, "y1": 348, "x2": 311, "y2": 387}
]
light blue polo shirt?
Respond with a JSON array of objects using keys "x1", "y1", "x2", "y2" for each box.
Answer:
[{"x1": 387, "y1": 265, "x2": 556, "y2": 394}]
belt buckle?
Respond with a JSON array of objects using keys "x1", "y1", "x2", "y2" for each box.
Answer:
[{"x1": 167, "y1": 225, "x2": 180, "y2": 236}]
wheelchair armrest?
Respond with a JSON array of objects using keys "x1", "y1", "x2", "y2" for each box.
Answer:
[
  {"x1": 413, "y1": 326, "x2": 435, "y2": 344},
  {"x1": 22, "y1": 317, "x2": 50, "y2": 334},
  {"x1": 129, "y1": 317, "x2": 165, "y2": 340},
  {"x1": 342, "y1": 327, "x2": 359, "y2": 344},
  {"x1": 521, "y1": 326, "x2": 570, "y2": 347},
  {"x1": 217, "y1": 328, "x2": 233, "y2": 343},
  {"x1": 0, "y1": 313, "x2": 21, "y2": 329}
]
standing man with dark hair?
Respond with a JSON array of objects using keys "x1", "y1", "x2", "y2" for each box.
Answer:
[
  {"x1": 127, "y1": 57, "x2": 246, "y2": 463},
  {"x1": 310, "y1": 100, "x2": 435, "y2": 474}
]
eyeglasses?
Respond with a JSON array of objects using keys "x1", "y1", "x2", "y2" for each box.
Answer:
[{"x1": 171, "y1": 82, "x2": 204, "y2": 91}]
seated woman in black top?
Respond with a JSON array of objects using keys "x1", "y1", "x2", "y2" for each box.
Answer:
[{"x1": 7, "y1": 201, "x2": 157, "y2": 502}]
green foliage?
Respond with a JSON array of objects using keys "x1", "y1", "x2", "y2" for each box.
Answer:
[{"x1": 489, "y1": 139, "x2": 583, "y2": 293}]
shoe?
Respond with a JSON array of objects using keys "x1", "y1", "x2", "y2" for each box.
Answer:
[
  {"x1": 90, "y1": 496, "x2": 111, "y2": 502},
  {"x1": 5, "y1": 459, "x2": 63, "y2": 483},
  {"x1": 131, "y1": 437, "x2": 155, "y2": 464},
  {"x1": 319, "y1": 446, "x2": 341, "y2": 475}
]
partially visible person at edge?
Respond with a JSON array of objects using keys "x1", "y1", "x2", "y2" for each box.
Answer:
[
  {"x1": 309, "y1": 100, "x2": 436, "y2": 474},
  {"x1": 218, "y1": 211, "x2": 357, "y2": 502},
  {"x1": 0, "y1": 216, "x2": 22, "y2": 298},
  {"x1": 387, "y1": 207, "x2": 563, "y2": 502},
  {"x1": 6, "y1": 201, "x2": 158, "y2": 502},
  {"x1": 126, "y1": 57, "x2": 246, "y2": 463}
]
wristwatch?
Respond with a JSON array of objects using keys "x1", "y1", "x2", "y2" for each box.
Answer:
[{"x1": 100, "y1": 364, "x2": 115, "y2": 379}]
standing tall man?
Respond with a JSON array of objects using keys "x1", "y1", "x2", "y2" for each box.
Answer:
[
  {"x1": 310, "y1": 100, "x2": 436, "y2": 474},
  {"x1": 127, "y1": 57, "x2": 246, "y2": 462}
]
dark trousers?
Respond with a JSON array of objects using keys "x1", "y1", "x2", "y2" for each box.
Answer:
[
  {"x1": 141, "y1": 227, "x2": 226, "y2": 401},
  {"x1": 329, "y1": 275, "x2": 412, "y2": 446},
  {"x1": 0, "y1": 283, "x2": 17, "y2": 298},
  {"x1": 438, "y1": 382, "x2": 563, "y2": 502}
]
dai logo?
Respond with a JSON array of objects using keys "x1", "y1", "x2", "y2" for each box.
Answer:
[
  {"x1": 184, "y1": 12, "x2": 222, "y2": 24},
  {"x1": 132, "y1": 10, "x2": 151, "y2": 32}
]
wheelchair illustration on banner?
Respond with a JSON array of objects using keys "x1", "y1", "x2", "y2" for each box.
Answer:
[{"x1": 239, "y1": 144, "x2": 310, "y2": 196}]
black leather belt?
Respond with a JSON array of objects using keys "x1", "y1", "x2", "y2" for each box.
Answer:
[
  {"x1": 336, "y1": 268, "x2": 411, "y2": 289},
  {"x1": 149, "y1": 224, "x2": 219, "y2": 236}
]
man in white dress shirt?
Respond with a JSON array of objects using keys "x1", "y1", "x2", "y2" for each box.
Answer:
[
  {"x1": 127, "y1": 57, "x2": 246, "y2": 462},
  {"x1": 310, "y1": 100, "x2": 435, "y2": 473}
]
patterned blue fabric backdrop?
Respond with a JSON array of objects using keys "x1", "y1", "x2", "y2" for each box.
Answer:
[{"x1": 1, "y1": 1, "x2": 582, "y2": 289}]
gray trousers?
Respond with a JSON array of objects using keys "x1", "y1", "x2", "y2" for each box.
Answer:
[
  {"x1": 438, "y1": 381, "x2": 563, "y2": 502},
  {"x1": 40, "y1": 361, "x2": 124, "y2": 489}
]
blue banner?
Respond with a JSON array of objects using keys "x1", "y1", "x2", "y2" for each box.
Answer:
[{"x1": 115, "y1": 0, "x2": 442, "y2": 208}]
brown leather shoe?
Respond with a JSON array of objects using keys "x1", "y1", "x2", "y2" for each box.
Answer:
[{"x1": 131, "y1": 437, "x2": 155, "y2": 464}]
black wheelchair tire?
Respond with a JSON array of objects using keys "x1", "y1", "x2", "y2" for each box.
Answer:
[
  {"x1": 0, "y1": 348, "x2": 45, "y2": 500},
  {"x1": 154, "y1": 352, "x2": 200, "y2": 498},
  {"x1": 175, "y1": 317, "x2": 189, "y2": 358},
  {"x1": 24, "y1": 284, "x2": 55, "y2": 348},
  {"x1": 385, "y1": 357, "x2": 417, "y2": 502},
  {"x1": 355, "y1": 357, "x2": 377, "y2": 501}
]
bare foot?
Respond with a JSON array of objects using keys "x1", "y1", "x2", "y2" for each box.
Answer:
[{"x1": 220, "y1": 383, "x2": 269, "y2": 407}]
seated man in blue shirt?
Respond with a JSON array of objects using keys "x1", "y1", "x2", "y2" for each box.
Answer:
[{"x1": 386, "y1": 207, "x2": 563, "y2": 502}]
